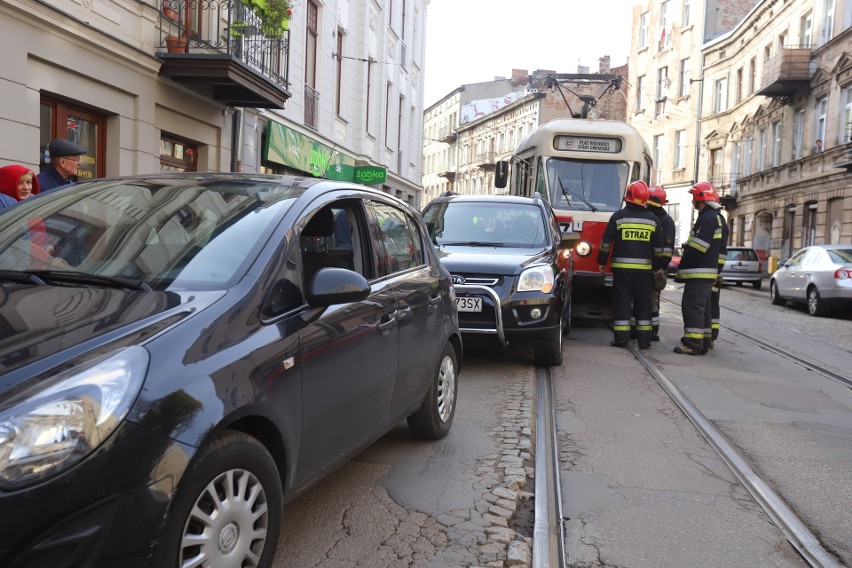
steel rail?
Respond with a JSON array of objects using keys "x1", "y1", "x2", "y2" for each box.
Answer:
[
  {"x1": 532, "y1": 366, "x2": 566, "y2": 568},
  {"x1": 628, "y1": 344, "x2": 843, "y2": 568}
]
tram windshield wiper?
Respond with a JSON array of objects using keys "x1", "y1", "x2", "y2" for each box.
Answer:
[
  {"x1": 22, "y1": 270, "x2": 153, "y2": 291},
  {"x1": 557, "y1": 176, "x2": 597, "y2": 212}
]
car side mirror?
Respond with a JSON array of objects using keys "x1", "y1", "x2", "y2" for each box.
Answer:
[
  {"x1": 495, "y1": 161, "x2": 508, "y2": 189},
  {"x1": 306, "y1": 267, "x2": 371, "y2": 306}
]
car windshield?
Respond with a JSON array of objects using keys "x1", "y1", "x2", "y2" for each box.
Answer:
[
  {"x1": 727, "y1": 249, "x2": 758, "y2": 261},
  {"x1": 0, "y1": 176, "x2": 300, "y2": 291},
  {"x1": 827, "y1": 248, "x2": 852, "y2": 263},
  {"x1": 424, "y1": 202, "x2": 547, "y2": 248},
  {"x1": 546, "y1": 159, "x2": 630, "y2": 212}
]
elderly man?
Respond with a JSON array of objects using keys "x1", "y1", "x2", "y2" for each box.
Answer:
[{"x1": 37, "y1": 138, "x2": 87, "y2": 191}]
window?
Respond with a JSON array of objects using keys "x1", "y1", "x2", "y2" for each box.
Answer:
[
  {"x1": 39, "y1": 97, "x2": 105, "y2": 181},
  {"x1": 793, "y1": 109, "x2": 805, "y2": 159},
  {"x1": 682, "y1": 0, "x2": 690, "y2": 27},
  {"x1": 335, "y1": 28, "x2": 345, "y2": 117},
  {"x1": 815, "y1": 97, "x2": 827, "y2": 147},
  {"x1": 656, "y1": 66, "x2": 669, "y2": 115},
  {"x1": 827, "y1": 198, "x2": 843, "y2": 243},
  {"x1": 758, "y1": 128, "x2": 767, "y2": 170},
  {"x1": 368, "y1": 202, "x2": 424, "y2": 276},
  {"x1": 159, "y1": 135, "x2": 197, "y2": 172},
  {"x1": 675, "y1": 130, "x2": 686, "y2": 168},
  {"x1": 636, "y1": 75, "x2": 645, "y2": 110},
  {"x1": 803, "y1": 202, "x2": 817, "y2": 247},
  {"x1": 366, "y1": 57, "x2": 374, "y2": 135},
  {"x1": 735, "y1": 68, "x2": 743, "y2": 104},
  {"x1": 743, "y1": 136, "x2": 753, "y2": 175},
  {"x1": 801, "y1": 11, "x2": 813, "y2": 47},
  {"x1": 678, "y1": 59, "x2": 690, "y2": 97},
  {"x1": 771, "y1": 122, "x2": 782, "y2": 167},
  {"x1": 652, "y1": 134, "x2": 664, "y2": 183},
  {"x1": 639, "y1": 12, "x2": 649, "y2": 49},
  {"x1": 821, "y1": 0, "x2": 835, "y2": 44},
  {"x1": 304, "y1": 1, "x2": 319, "y2": 129},
  {"x1": 841, "y1": 87, "x2": 852, "y2": 143},
  {"x1": 731, "y1": 141, "x2": 740, "y2": 193},
  {"x1": 714, "y1": 78, "x2": 727, "y2": 113},
  {"x1": 748, "y1": 58, "x2": 756, "y2": 94},
  {"x1": 385, "y1": 82, "x2": 392, "y2": 148},
  {"x1": 659, "y1": 1, "x2": 670, "y2": 51},
  {"x1": 709, "y1": 148, "x2": 722, "y2": 181}
]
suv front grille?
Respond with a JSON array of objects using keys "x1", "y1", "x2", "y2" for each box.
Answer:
[{"x1": 452, "y1": 275, "x2": 500, "y2": 286}]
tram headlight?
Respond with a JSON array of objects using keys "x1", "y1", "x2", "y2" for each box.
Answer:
[{"x1": 575, "y1": 241, "x2": 592, "y2": 256}]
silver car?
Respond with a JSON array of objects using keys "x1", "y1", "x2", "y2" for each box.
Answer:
[
  {"x1": 721, "y1": 247, "x2": 763, "y2": 289},
  {"x1": 769, "y1": 244, "x2": 852, "y2": 316}
]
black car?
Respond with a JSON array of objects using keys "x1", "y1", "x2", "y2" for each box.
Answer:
[
  {"x1": 0, "y1": 174, "x2": 461, "y2": 568},
  {"x1": 422, "y1": 193, "x2": 577, "y2": 366}
]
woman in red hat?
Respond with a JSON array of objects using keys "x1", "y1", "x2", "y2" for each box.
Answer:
[{"x1": 0, "y1": 164, "x2": 40, "y2": 206}]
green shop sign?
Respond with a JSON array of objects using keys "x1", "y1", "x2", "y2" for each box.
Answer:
[{"x1": 265, "y1": 122, "x2": 386, "y2": 184}]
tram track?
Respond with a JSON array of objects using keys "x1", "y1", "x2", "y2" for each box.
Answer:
[{"x1": 627, "y1": 344, "x2": 844, "y2": 568}]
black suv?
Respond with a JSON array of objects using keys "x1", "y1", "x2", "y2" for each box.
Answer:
[{"x1": 422, "y1": 193, "x2": 578, "y2": 366}]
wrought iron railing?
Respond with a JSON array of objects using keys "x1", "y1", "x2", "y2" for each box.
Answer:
[
  {"x1": 158, "y1": 0, "x2": 289, "y2": 90},
  {"x1": 304, "y1": 85, "x2": 319, "y2": 129},
  {"x1": 709, "y1": 173, "x2": 741, "y2": 197}
]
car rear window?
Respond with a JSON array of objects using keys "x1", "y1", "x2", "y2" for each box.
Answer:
[
  {"x1": 727, "y1": 249, "x2": 758, "y2": 261},
  {"x1": 828, "y1": 249, "x2": 852, "y2": 263}
]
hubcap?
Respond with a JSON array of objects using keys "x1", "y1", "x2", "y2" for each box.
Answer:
[
  {"x1": 436, "y1": 355, "x2": 457, "y2": 422},
  {"x1": 219, "y1": 522, "x2": 240, "y2": 554}
]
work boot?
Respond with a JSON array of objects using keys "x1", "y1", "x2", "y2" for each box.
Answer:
[
  {"x1": 651, "y1": 333, "x2": 661, "y2": 341},
  {"x1": 611, "y1": 340, "x2": 628, "y2": 348},
  {"x1": 638, "y1": 343, "x2": 651, "y2": 349},
  {"x1": 674, "y1": 344, "x2": 703, "y2": 355}
]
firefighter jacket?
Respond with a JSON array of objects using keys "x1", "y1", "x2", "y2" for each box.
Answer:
[
  {"x1": 650, "y1": 205, "x2": 676, "y2": 262},
  {"x1": 716, "y1": 211, "x2": 729, "y2": 274},
  {"x1": 678, "y1": 204, "x2": 725, "y2": 280},
  {"x1": 597, "y1": 203, "x2": 666, "y2": 271}
]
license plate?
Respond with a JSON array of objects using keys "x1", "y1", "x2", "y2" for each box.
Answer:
[
  {"x1": 456, "y1": 297, "x2": 482, "y2": 312},
  {"x1": 731, "y1": 265, "x2": 748, "y2": 271}
]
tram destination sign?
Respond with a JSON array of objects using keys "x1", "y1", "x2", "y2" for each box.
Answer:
[{"x1": 554, "y1": 136, "x2": 622, "y2": 153}]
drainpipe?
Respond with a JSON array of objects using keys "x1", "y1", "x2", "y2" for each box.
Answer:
[
  {"x1": 231, "y1": 107, "x2": 244, "y2": 172},
  {"x1": 689, "y1": 55, "x2": 705, "y2": 228}
]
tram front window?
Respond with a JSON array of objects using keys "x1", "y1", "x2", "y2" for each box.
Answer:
[{"x1": 547, "y1": 159, "x2": 630, "y2": 212}]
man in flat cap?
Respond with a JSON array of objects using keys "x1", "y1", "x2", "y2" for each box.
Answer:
[{"x1": 37, "y1": 138, "x2": 87, "y2": 191}]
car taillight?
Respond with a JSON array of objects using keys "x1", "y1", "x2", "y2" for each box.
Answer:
[
  {"x1": 758, "y1": 261, "x2": 762, "y2": 272},
  {"x1": 835, "y1": 269, "x2": 851, "y2": 280}
]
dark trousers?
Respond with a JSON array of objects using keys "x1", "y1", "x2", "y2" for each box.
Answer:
[
  {"x1": 651, "y1": 288, "x2": 661, "y2": 336},
  {"x1": 710, "y1": 283, "x2": 721, "y2": 340},
  {"x1": 681, "y1": 279, "x2": 713, "y2": 349},
  {"x1": 612, "y1": 270, "x2": 653, "y2": 346}
]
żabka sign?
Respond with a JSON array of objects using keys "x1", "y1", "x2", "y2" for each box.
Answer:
[{"x1": 354, "y1": 166, "x2": 386, "y2": 184}]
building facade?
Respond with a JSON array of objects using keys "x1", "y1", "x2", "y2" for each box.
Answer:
[
  {"x1": 0, "y1": 0, "x2": 427, "y2": 205},
  {"x1": 700, "y1": 0, "x2": 852, "y2": 263},
  {"x1": 422, "y1": 61, "x2": 629, "y2": 205},
  {"x1": 628, "y1": 0, "x2": 760, "y2": 245}
]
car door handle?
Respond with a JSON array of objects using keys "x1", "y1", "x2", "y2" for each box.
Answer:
[
  {"x1": 396, "y1": 305, "x2": 413, "y2": 322},
  {"x1": 377, "y1": 314, "x2": 397, "y2": 334},
  {"x1": 429, "y1": 295, "x2": 442, "y2": 306}
]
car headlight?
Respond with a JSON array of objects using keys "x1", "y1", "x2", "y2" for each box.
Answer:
[
  {"x1": 0, "y1": 346, "x2": 148, "y2": 488},
  {"x1": 518, "y1": 266, "x2": 555, "y2": 293}
]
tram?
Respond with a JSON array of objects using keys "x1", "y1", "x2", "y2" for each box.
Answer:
[{"x1": 497, "y1": 118, "x2": 654, "y2": 318}]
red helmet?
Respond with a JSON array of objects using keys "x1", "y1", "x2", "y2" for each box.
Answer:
[
  {"x1": 689, "y1": 181, "x2": 720, "y2": 203},
  {"x1": 648, "y1": 186, "x2": 667, "y2": 207},
  {"x1": 624, "y1": 180, "x2": 650, "y2": 207}
]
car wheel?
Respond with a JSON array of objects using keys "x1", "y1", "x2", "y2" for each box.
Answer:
[
  {"x1": 535, "y1": 321, "x2": 563, "y2": 366},
  {"x1": 408, "y1": 342, "x2": 458, "y2": 440},
  {"x1": 752, "y1": 279, "x2": 762, "y2": 290},
  {"x1": 155, "y1": 431, "x2": 283, "y2": 568},
  {"x1": 770, "y1": 280, "x2": 784, "y2": 305},
  {"x1": 807, "y1": 286, "x2": 827, "y2": 317}
]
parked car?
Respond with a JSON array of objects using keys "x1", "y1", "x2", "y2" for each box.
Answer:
[
  {"x1": 769, "y1": 244, "x2": 852, "y2": 316},
  {"x1": 421, "y1": 192, "x2": 577, "y2": 366},
  {"x1": 0, "y1": 174, "x2": 462, "y2": 568},
  {"x1": 667, "y1": 246, "x2": 682, "y2": 276},
  {"x1": 721, "y1": 246, "x2": 763, "y2": 289}
]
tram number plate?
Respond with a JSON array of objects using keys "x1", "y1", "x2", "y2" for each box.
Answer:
[{"x1": 456, "y1": 297, "x2": 482, "y2": 312}]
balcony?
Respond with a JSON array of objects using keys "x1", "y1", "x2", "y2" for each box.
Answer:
[
  {"x1": 755, "y1": 48, "x2": 813, "y2": 105},
  {"x1": 157, "y1": 0, "x2": 291, "y2": 108},
  {"x1": 477, "y1": 150, "x2": 496, "y2": 169},
  {"x1": 304, "y1": 85, "x2": 319, "y2": 130},
  {"x1": 437, "y1": 126, "x2": 457, "y2": 143},
  {"x1": 437, "y1": 164, "x2": 457, "y2": 179},
  {"x1": 709, "y1": 173, "x2": 740, "y2": 206}
]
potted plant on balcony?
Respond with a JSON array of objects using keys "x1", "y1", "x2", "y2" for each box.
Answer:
[
  {"x1": 162, "y1": 0, "x2": 180, "y2": 21},
  {"x1": 242, "y1": 0, "x2": 292, "y2": 37},
  {"x1": 164, "y1": 34, "x2": 188, "y2": 53}
]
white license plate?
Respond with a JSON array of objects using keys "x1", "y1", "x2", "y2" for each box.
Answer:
[
  {"x1": 456, "y1": 297, "x2": 482, "y2": 312},
  {"x1": 731, "y1": 265, "x2": 748, "y2": 271}
]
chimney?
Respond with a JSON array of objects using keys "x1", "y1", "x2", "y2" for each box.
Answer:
[
  {"x1": 599, "y1": 55, "x2": 611, "y2": 74},
  {"x1": 511, "y1": 69, "x2": 529, "y2": 85}
]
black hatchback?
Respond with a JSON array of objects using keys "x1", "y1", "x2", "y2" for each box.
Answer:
[
  {"x1": 0, "y1": 174, "x2": 461, "y2": 568},
  {"x1": 422, "y1": 193, "x2": 577, "y2": 366}
]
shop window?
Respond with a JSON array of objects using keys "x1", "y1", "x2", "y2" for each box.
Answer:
[
  {"x1": 40, "y1": 97, "x2": 106, "y2": 181},
  {"x1": 160, "y1": 136, "x2": 198, "y2": 172}
]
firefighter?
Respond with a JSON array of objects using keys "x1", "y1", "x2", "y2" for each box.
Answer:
[
  {"x1": 597, "y1": 180, "x2": 666, "y2": 349},
  {"x1": 648, "y1": 186, "x2": 675, "y2": 341},
  {"x1": 710, "y1": 192, "x2": 729, "y2": 347},
  {"x1": 675, "y1": 181, "x2": 726, "y2": 355}
]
